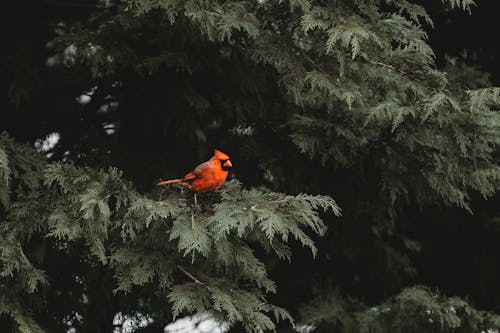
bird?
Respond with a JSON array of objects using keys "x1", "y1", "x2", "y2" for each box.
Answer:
[{"x1": 156, "y1": 149, "x2": 232, "y2": 205}]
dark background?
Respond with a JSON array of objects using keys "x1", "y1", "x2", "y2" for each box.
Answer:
[
  {"x1": 1, "y1": 0, "x2": 499, "y2": 328},
  {"x1": 2, "y1": 0, "x2": 500, "y2": 142}
]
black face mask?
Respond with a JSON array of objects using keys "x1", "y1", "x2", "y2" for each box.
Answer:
[{"x1": 221, "y1": 160, "x2": 231, "y2": 171}]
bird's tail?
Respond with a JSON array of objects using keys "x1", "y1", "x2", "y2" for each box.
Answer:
[{"x1": 156, "y1": 179, "x2": 182, "y2": 186}]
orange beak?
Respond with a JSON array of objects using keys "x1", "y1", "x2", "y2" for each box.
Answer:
[{"x1": 223, "y1": 160, "x2": 232, "y2": 168}]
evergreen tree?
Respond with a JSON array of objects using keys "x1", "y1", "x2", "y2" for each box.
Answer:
[
  {"x1": 0, "y1": 132, "x2": 340, "y2": 332},
  {"x1": 1, "y1": 0, "x2": 499, "y2": 332}
]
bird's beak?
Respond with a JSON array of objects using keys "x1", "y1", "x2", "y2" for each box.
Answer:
[{"x1": 223, "y1": 160, "x2": 232, "y2": 168}]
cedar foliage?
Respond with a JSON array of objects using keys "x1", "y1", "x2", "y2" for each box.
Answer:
[
  {"x1": 0, "y1": 133, "x2": 340, "y2": 332},
  {"x1": 1, "y1": 0, "x2": 500, "y2": 332}
]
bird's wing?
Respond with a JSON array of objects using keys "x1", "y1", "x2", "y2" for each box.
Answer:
[{"x1": 182, "y1": 160, "x2": 212, "y2": 181}]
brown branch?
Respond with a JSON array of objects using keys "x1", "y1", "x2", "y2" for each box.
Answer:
[
  {"x1": 363, "y1": 59, "x2": 449, "y2": 93},
  {"x1": 367, "y1": 60, "x2": 408, "y2": 76},
  {"x1": 301, "y1": 52, "x2": 331, "y2": 78},
  {"x1": 102, "y1": 192, "x2": 118, "y2": 201},
  {"x1": 177, "y1": 265, "x2": 209, "y2": 289},
  {"x1": 339, "y1": 24, "x2": 352, "y2": 31}
]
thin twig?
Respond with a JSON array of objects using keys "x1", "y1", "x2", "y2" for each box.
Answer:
[
  {"x1": 339, "y1": 24, "x2": 352, "y2": 31},
  {"x1": 191, "y1": 211, "x2": 196, "y2": 231},
  {"x1": 177, "y1": 265, "x2": 210, "y2": 289},
  {"x1": 102, "y1": 192, "x2": 117, "y2": 201},
  {"x1": 204, "y1": 9, "x2": 222, "y2": 17},
  {"x1": 364, "y1": 59, "x2": 449, "y2": 93},
  {"x1": 250, "y1": 199, "x2": 289, "y2": 212},
  {"x1": 366, "y1": 60, "x2": 408, "y2": 76},
  {"x1": 301, "y1": 52, "x2": 331, "y2": 78},
  {"x1": 17, "y1": 242, "x2": 33, "y2": 266}
]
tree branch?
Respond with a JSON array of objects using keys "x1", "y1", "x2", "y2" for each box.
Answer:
[
  {"x1": 177, "y1": 265, "x2": 210, "y2": 289},
  {"x1": 366, "y1": 60, "x2": 408, "y2": 76},
  {"x1": 250, "y1": 199, "x2": 288, "y2": 212},
  {"x1": 301, "y1": 52, "x2": 331, "y2": 78},
  {"x1": 363, "y1": 59, "x2": 449, "y2": 93}
]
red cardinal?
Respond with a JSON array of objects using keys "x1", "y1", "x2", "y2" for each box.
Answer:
[{"x1": 156, "y1": 149, "x2": 232, "y2": 192}]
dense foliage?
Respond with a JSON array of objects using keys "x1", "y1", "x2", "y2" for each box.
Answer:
[
  {"x1": 0, "y1": 133, "x2": 341, "y2": 332},
  {"x1": 1, "y1": 0, "x2": 499, "y2": 332}
]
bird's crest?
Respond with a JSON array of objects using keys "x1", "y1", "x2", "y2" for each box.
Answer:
[{"x1": 214, "y1": 149, "x2": 230, "y2": 160}]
